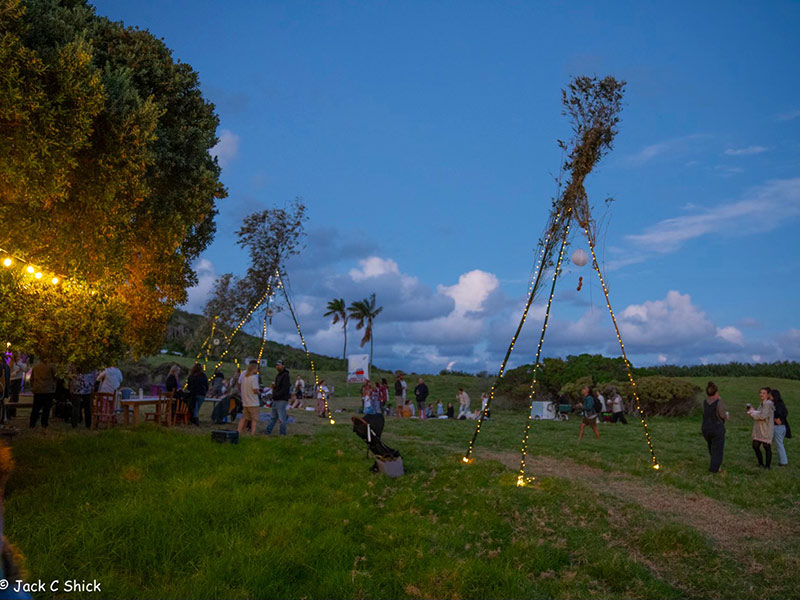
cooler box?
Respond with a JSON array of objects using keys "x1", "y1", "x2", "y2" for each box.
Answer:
[{"x1": 211, "y1": 430, "x2": 239, "y2": 444}]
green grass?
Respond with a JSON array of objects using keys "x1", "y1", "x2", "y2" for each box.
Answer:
[{"x1": 4, "y1": 378, "x2": 799, "y2": 599}]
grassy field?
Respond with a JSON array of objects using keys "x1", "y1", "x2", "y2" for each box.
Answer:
[{"x1": 4, "y1": 377, "x2": 798, "y2": 599}]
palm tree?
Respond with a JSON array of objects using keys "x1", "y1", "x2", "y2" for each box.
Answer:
[
  {"x1": 348, "y1": 293, "x2": 383, "y2": 369},
  {"x1": 323, "y1": 298, "x2": 348, "y2": 359}
]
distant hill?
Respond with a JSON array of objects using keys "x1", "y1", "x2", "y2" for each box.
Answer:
[{"x1": 162, "y1": 308, "x2": 347, "y2": 371}]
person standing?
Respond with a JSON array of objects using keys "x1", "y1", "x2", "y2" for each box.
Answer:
[
  {"x1": 394, "y1": 374, "x2": 404, "y2": 418},
  {"x1": 578, "y1": 386, "x2": 600, "y2": 440},
  {"x1": 295, "y1": 375, "x2": 305, "y2": 400},
  {"x1": 480, "y1": 392, "x2": 490, "y2": 419},
  {"x1": 186, "y1": 363, "x2": 209, "y2": 426},
  {"x1": 414, "y1": 377, "x2": 429, "y2": 420},
  {"x1": 748, "y1": 387, "x2": 775, "y2": 469},
  {"x1": 6, "y1": 352, "x2": 27, "y2": 420},
  {"x1": 457, "y1": 388, "x2": 471, "y2": 419},
  {"x1": 0, "y1": 354, "x2": 9, "y2": 423},
  {"x1": 701, "y1": 381, "x2": 728, "y2": 473},
  {"x1": 770, "y1": 389, "x2": 790, "y2": 467},
  {"x1": 96, "y1": 365, "x2": 123, "y2": 396},
  {"x1": 29, "y1": 359, "x2": 57, "y2": 429},
  {"x1": 596, "y1": 390, "x2": 607, "y2": 423},
  {"x1": 238, "y1": 362, "x2": 261, "y2": 436},
  {"x1": 266, "y1": 359, "x2": 290, "y2": 435},
  {"x1": 69, "y1": 370, "x2": 96, "y2": 429},
  {"x1": 608, "y1": 386, "x2": 627, "y2": 424},
  {"x1": 379, "y1": 378, "x2": 389, "y2": 415},
  {"x1": 361, "y1": 380, "x2": 373, "y2": 414},
  {"x1": 315, "y1": 379, "x2": 329, "y2": 417}
]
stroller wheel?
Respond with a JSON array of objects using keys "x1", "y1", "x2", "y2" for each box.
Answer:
[{"x1": 369, "y1": 461, "x2": 379, "y2": 473}]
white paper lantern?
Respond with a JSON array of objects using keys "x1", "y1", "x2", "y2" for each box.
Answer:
[{"x1": 571, "y1": 248, "x2": 589, "y2": 267}]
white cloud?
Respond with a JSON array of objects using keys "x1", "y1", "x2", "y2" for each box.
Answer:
[
  {"x1": 716, "y1": 326, "x2": 744, "y2": 346},
  {"x1": 658, "y1": 354, "x2": 668, "y2": 363},
  {"x1": 625, "y1": 134, "x2": 708, "y2": 166},
  {"x1": 724, "y1": 146, "x2": 767, "y2": 156},
  {"x1": 349, "y1": 256, "x2": 401, "y2": 281},
  {"x1": 438, "y1": 270, "x2": 500, "y2": 315},
  {"x1": 625, "y1": 178, "x2": 800, "y2": 254},
  {"x1": 211, "y1": 129, "x2": 240, "y2": 168},
  {"x1": 777, "y1": 109, "x2": 800, "y2": 121},
  {"x1": 182, "y1": 258, "x2": 217, "y2": 313}
]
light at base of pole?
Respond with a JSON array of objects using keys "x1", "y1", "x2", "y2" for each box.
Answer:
[
  {"x1": 462, "y1": 456, "x2": 473, "y2": 464},
  {"x1": 653, "y1": 463, "x2": 661, "y2": 470},
  {"x1": 329, "y1": 419, "x2": 335, "y2": 425},
  {"x1": 516, "y1": 475, "x2": 535, "y2": 487}
]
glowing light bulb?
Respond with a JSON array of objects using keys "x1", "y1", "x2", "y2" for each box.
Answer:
[
  {"x1": 2, "y1": 258, "x2": 11, "y2": 267},
  {"x1": 51, "y1": 277, "x2": 59, "y2": 285},
  {"x1": 34, "y1": 272, "x2": 42, "y2": 279},
  {"x1": 26, "y1": 266, "x2": 34, "y2": 274},
  {"x1": 653, "y1": 463, "x2": 661, "y2": 470},
  {"x1": 329, "y1": 419, "x2": 335, "y2": 425}
]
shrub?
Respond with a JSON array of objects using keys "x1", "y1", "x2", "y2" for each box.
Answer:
[{"x1": 560, "y1": 376, "x2": 701, "y2": 417}]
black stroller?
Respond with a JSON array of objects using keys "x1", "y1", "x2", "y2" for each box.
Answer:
[{"x1": 351, "y1": 414, "x2": 404, "y2": 477}]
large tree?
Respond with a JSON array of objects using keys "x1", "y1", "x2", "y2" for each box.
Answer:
[
  {"x1": 203, "y1": 200, "x2": 306, "y2": 333},
  {"x1": 348, "y1": 294, "x2": 383, "y2": 370},
  {"x1": 323, "y1": 298, "x2": 348, "y2": 359},
  {"x1": 0, "y1": 0, "x2": 225, "y2": 365}
]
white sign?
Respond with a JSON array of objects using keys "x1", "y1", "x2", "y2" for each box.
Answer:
[{"x1": 347, "y1": 354, "x2": 370, "y2": 383}]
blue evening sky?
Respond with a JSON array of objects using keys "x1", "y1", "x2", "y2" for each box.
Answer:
[{"x1": 95, "y1": 0, "x2": 800, "y2": 373}]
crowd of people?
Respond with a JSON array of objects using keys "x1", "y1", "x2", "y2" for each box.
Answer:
[
  {"x1": 699, "y1": 382, "x2": 791, "y2": 472},
  {"x1": 1, "y1": 353, "x2": 793, "y2": 474},
  {"x1": 577, "y1": 381, "x2": 791, "y2": 473},
  {"x1": 357, "y1": 374, "x2": 491, "y2": 421}
]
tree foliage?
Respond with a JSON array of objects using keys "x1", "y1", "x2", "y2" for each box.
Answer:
[
  {"x1": 324, "y1": 298, "x2": 348, "y2": 360},
  {"x1": 203, "y1": 200, "x2": 306, "y2": 330},
  {"x1": 0, "y1": 0, "x2": 225, "y2": 365},
  {"x1": 348, "y1": 294, "x2": 383, "y2": 369},
  {"x1": 560, "y1": 377, "x2": 701, "y2": 417}
]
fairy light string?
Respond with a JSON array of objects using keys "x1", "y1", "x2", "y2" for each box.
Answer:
[
  {"x1": 278, "y1": 274, "x2": 334, "y2": 425},
  {"x1": 583, "y1": 225, "x2": 660, "y2": 470},
  {"x1": 463, "y1": 210, "x2": 567, "y2": 463},
  {"x1": 212, "y1": 284, "x2": 273, "y2": 372},
  {"x1": 256, "y1": 285, "x2": 274, "y2": 369},
  {"x1": 516, "y1": 218, "x2": 572, "y2": 486},
  {"x1": 0, "y1": 246, "x2": 91, "y2": 291}
]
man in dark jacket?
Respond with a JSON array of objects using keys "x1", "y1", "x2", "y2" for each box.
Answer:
[
  {"x1": 414, "y1": 378, "x2": 429, "y2": 420},
  {"x1": 265, "y1": 359, "x2": 290, "y2": 435}
]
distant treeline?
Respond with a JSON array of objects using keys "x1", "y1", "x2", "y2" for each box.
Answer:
[
  {"x1": 493, "y1": 354, "x2": 800, "y2": 409},
  {"x1": 634, "y1": 361, "x2": 800, "y2": 380}
]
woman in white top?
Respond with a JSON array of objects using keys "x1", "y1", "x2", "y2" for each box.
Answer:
[
  {"x1": 237, "y1": 363, "x2": 261, "y2": 436},
  {"x1": 609, "y1": 387, "x2": 627, "y2": 424}
]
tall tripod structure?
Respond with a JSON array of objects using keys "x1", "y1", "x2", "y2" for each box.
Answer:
[{"x1": 463, "y1": 76, "x2": 660, "y2": 483}]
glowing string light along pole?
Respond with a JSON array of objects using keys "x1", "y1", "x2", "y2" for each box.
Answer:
[
  {"x1": 211, "y1": 284, "x2": 274, "y2": 373},
  {"x1": 463, "y1": 210, "x2": 566, "y2": 463},
  {"x1": 202, "y1": 319, "x2": 218, "y2": 372},
  {"x1": 516, "y1": 218, "x2": 572, "y2": 486},
  {"x1": 256, "y1": 282, "x2": 275, "y2": 368},
  {"x1": 278, "y1": 274, "x2": 334, "y2": 425},
  {"x1": 582, "y1": 226, "x2": 660, "y2": 470}
]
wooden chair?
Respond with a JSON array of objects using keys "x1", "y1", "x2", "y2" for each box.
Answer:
[
  {"x1": 145, "y1": 390, "x2": 174, "y2": 426},
  {"x1": 91, "y1": 392, "x2": 117, "y2": 430},
  {"x1": 172, "y1": 393, "x2": 190, "y2": 426}
]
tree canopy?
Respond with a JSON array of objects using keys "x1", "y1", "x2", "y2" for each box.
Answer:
[{"x1": 0, "y1": 0, "x2": 225, "y2": 366}]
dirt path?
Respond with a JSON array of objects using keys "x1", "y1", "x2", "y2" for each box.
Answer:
[{"x1": 480, "y1": 449, "x2": 794, "y2": 562}]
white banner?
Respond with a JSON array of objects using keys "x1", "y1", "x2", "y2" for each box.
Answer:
[{"x1": 347, "y1": 354, "x2": 370, "y2": 383}]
